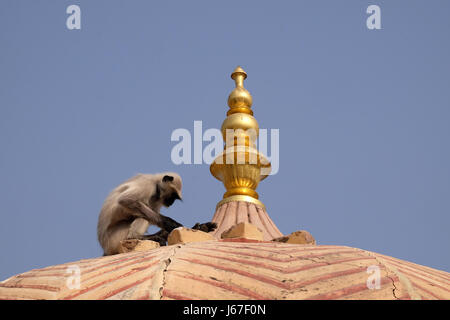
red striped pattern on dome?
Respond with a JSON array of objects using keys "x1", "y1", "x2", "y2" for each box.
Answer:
[{"x1": 0, "y1": 241, "x2": 448, "y2": 300}]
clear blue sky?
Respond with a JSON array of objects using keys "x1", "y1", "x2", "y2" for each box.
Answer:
[{"x1": 1, "y1": 0, "x2": 449, "y2": 281}]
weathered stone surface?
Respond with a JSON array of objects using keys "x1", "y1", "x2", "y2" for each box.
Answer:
[
  {"x1": 167, "y1": 227, "x2": 215, "y2": 245},
  {"x1": 273, "y1": 230, "x2": 316, "y2": 245},
  {"x1": 221, "y1": 222, "x2": 264, "y2": 241},
  {"x1": 211, "y1": 201, "x2": 283, "y2": 241},
  {"x1": 1, "y1": 241, "x2": 449, "y2": 300},
  {"x1": 118, "y1": 239, "x2": 160, "y2": 253}
]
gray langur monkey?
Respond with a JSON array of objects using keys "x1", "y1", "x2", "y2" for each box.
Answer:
[{"x1": 97, "y1": 172, "x2": 216, "y2": 255}]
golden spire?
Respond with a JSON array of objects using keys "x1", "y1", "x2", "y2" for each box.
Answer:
[
  {"x1": 210, "y1": 66, "x2": 271, "y2": 208},
  {"x1": 227, "y1": 66, "x2": 253, "y2": 116}
]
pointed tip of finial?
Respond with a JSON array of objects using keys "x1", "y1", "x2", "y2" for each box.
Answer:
[
  {"x1": 227, "y1": 65, "x2": 252, "y2": 110},
  {"x1": 231, "y1": 66, "x2": 247, "y2": 80}
]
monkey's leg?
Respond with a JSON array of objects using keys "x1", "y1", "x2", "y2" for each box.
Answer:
[
  {"x1": 104, "y1": 222, "x2": 131, "y2": 255},
  {"x1": 126, "y1": 218, "x2": 150, "y2": 240},
  {"x1": 125, "y1": 219, "x2": 167, "y2": 246}
]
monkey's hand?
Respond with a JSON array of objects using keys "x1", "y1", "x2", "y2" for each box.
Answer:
[
  {"x1": 142, "y1": 234, "x2": 168, "y2": 246},
  {"x1": 141, "y1": 230, "x2": 169, "y2": 246},
  {"x1": 192, "y1": 222, "x2": 217, "y2": 233},
  {"x1": 160, "y1": 215, "x2": 183, "y2": 233}
]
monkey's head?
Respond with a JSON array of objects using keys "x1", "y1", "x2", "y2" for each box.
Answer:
[{"x1": 159, "y1": 172, "x2": 182, "y2": 208}]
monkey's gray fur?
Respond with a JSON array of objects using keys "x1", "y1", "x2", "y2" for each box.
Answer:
[
  {"x1": 97, "y1": 172, "x2": 216, "y2": 256},
  {"x1": 97, "y1": 172, "x2": 183, "y2": 255}
]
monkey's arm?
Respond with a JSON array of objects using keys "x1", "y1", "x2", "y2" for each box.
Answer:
[
  {"x1": 118, "y1": 196, "x2": 182, "y2": 231},
  {"x1": 118, "y1": 197, "x2": 163, "y2": 227},
  {"x1": 159, "y1": 213, "x2": 183, "y2": 232},
  {"x1": 158, "y1": 217, "x2": 215, "y2": 234}
]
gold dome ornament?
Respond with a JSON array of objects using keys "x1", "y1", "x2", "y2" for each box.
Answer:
[
  {"x1": 227, "y1": 66, "x2": 253, "y2": 115},
  {"x1": 210, "y1": 67, "x2": 272, "y2": 209}
]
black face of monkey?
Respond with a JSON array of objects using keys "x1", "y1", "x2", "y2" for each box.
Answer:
[
  {"x1": 163, "y1": 191, "x2": 181, "y2": 207},
  {"x1": 160, "y1": 175, "x2": 182, "y2": 207}
]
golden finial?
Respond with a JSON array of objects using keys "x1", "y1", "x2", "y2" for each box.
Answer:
[
  {"x1": 227, "y1": 66, "x2": 253, "y2": 116},
  {"x1": 231, "y1": 66, "x2": 247, "y2": 84},
  {"x1": 210, "y1": 66, "x2": 271, "y2": 209}
]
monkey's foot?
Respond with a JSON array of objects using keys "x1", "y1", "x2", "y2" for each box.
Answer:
[
  {"x1": 141, "y1": 234, "x2": 168, "y2": 246},
  {"x1": 192, "y1": 222, "x2": 217, "y2": 233}
]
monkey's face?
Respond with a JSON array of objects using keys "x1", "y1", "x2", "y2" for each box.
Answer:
[
  {"x1": 161, "y1": 174, "x2": 182, "y2": 208},
  {"x1": 163, "y1": 191, "x2": 181, "y2": 207}
]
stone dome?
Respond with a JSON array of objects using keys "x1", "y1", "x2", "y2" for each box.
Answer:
[
  {"x1": 1, "y1": 239, "x2": 448, "y2": 300},
  {"x1": 2, "y1": 67, "x2": 448, "y2": 300}
]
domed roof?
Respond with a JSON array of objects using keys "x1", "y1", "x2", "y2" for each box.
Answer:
[
  {"x1": 3, "y1": 67, "x2": 448, "y2": 301},
  {"x1": 1, "y1": 239, "x2": 448, "y2": 300}
]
